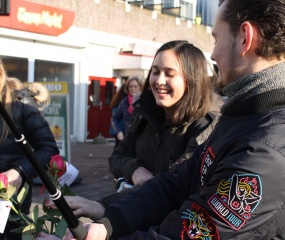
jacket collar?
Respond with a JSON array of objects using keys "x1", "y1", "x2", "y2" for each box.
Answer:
[
  {"x1": 222, "y1": 88, "x2": 285, "y2": 117},
  {"x1": 133, "y1": 90, "x2": 167, "y2": 129}
]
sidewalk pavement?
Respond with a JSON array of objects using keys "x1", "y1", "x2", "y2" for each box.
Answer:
[{"x1": 31, "y1": 141, "x2": 117, "y2": 224}]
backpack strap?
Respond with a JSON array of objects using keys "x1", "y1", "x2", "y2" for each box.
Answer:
[{"x1": 196, "y1": 112, "x2": 220, "y2": 145}]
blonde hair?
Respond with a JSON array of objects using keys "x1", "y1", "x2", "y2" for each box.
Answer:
[
  {"x1": 6, "y1": 77, "x2": 25, "y2": 91},
  {"x1": 27, "y1": 82, "x2": 50, "y2": 111},
  {"x1": 0, "y1": 60, "x2": 50, "y2": 141},
  {"x1": 0, "y1": 61, "x2": 15, "y2": 140},
  {"x1": 6, "y1": 78, "x2": 50, "y2": 111}
]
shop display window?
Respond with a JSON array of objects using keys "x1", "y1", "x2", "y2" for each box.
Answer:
[
  {"x1": 35, "y1": 59, "x2": 75, "y2": 135},
  {"x1": 34, "y1": 60, "x2": 74, "y2": 83},
  {"x1": 1, "y1": 56, "x2": 28, "y2": 81}
]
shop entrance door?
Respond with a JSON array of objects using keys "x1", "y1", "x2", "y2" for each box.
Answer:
[{"x1": 87, "y1": 76, "x2": 116, "y2": 139}]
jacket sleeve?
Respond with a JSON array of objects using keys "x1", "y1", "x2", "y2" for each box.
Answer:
[
  {"x1": 10, "y1": 103, "x2": 59, "y2": 182},
  {"x1": 170, "y1": 114, "x2": 217, "y2": 169},
  {"x1": 151, "y1": 142, "x2": 279, "y2": 240},
  {"x1": 104, "y1": 141, "x2": 283, "y2": 239},
  {"x1": 103, "y1": 159, "x2": 194, "y2": 239},
  {"x1": 111, "y1": 100, "x2": 125, "y2": 134},
  {"x1": 108, "y1": 115, "x2": 145, "y2": 182}
]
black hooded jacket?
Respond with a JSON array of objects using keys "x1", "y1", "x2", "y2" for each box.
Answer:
[
  {"x1": 0, "y1": 89, "x2": 59, "y2": 214},
  {"x1": 108, "y1": 90, "x2": 218, "y2": 184},
  {"x1": 103, "y1": 86, "x2": 285, "y2": 239}
]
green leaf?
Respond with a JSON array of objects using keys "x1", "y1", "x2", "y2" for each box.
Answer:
[
  {"x1": 31, "y1": 205, "x2": 39, "y2": 224},
  {"x1": 18, "y1": 211, "x2": 34, "y2": 225},
  {"x1": 10, "y1": 196, "x2": 20, "y2": 210},
  {"x1": 17, "y1": 183, "x2": 29, "y2": 204},
  {"x1": 35, "y1": 218, "x2": 47, "y2": 232},
  {"x1": 8, "y1": 213, "x2": 22, "y2": 222},
  {"x1": 10, "y1": 226, "x2": 27, "y2": 233},
  {"x1": 21, "y1": 224, "x2": 36, "y2": 240},
  {"x1": 46, "y1": 208, "x2": 62, "y2": 217},
  {"x1": 55, "y1": 218, "x2": 68, "y2": 238},
  {"x1": 0, "y1": 192, "x2": 8, "y2": 200},
  {"x1": 61, "y1": 184, "x2": 76, "y2": 196},
  {"x1": 6, "y1": 185, "x2": 17, "y2": 199},
  {"x1": 47, "y1": 216, "x2": 61, "y2": 224},
  {"x1": 38, "y1": 215, "x2": 55, "y2": 221}
]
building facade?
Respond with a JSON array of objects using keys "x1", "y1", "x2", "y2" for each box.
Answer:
[{"x1": 0, "y1": 0, "x2": 217, "y2": 143}]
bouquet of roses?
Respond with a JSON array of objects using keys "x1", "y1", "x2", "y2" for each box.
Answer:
[{"x1": 1, "y1": 155, "x2": 77, "y2": 240}]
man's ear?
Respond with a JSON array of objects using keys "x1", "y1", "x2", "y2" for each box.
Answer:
[{"x1": 240, "y1": 21, "x2": 258, "y2": 56}]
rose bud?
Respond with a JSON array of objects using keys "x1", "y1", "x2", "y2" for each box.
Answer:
[
  {"x1": 0, "y1": 173, "x2": 9, "y2": 191},
  {"x1": 49, "y1": 155, "x2": 67, "y2": 179}
]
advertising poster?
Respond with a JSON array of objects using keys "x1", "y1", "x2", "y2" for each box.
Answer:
[
  {"x1": 44, "y1": 95, "x2": 68, "y2": 159},
  {"x1": 42, "y1": 82, "x2": 70, "y2": 162}
]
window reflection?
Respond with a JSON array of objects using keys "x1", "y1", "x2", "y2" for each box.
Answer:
[
  {"x1": 35, "y1": 60, "x2": 74, "y2": 83},
  {"x1": 105, "y1": 81, "x2": 114, "y2": 106},
  {"x1": 35, "y1": 60, "x2": 75, "y2": 136},
  {"x1": 88, "y1": 80, "x2": 100, "y2": 106},
  {"x1": 1, "y1": 56, "x2": 28, "y2": 82}
]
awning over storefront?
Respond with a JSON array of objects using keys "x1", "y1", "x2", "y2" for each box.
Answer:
[{"x1": 113, "y1": 43, "x2": 157, "y2": 78}]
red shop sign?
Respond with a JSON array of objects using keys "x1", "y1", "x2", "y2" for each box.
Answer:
[{"x1": 0, "y1": 0, "x2": 75, "y2": 36}]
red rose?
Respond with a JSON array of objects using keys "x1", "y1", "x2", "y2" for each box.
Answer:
[
  {"x1": 49, "y1": 155, "x2": 67, "y2": 179},
  {"x1": 0, "y1": 173, "x2": 8, "y2": 191}
]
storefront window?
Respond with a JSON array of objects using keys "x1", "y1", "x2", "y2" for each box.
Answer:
[
  {"x1": 35, "y1": 60, "x2": 75, "y2": 136},
  {"x1": 1, "y1": 56, "x2": 28, "y2": 81},
  {"x1": 34, "y1": 60, "x2": 74, "y2": 83}
]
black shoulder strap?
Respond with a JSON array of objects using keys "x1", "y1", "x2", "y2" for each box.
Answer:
[{"x1": 195, "y1": 112, "x2": 220, "y2": 145}]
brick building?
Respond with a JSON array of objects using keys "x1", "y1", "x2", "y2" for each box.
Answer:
[{"x1": 0, "y1": 0, "x2": 217, "y2": 160}]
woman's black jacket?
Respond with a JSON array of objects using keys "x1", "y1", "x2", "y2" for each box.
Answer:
[
  {"x1": 108, "y1": 91, "x2": 217, "y2": 184},
  {"x1": 0, "y1": 95, "x2": 59, "y2": 213}
]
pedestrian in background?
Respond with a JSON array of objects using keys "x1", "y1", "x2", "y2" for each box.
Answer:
[
  {"x1": 111, "y1": 76, "x2": 142, "y2": 143},
  {"x1": 109, "y1": 84, "x2": 127, "y2": 149},
  {"x1": 0, "y1": 66, "x2": 59, "y2": 240}
]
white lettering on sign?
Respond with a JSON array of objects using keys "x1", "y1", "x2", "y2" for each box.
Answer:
[
  {"x1": 17, "y1": 7, "x2": 63, "y2": 29},
  {"x1": 52, "y1": 102, "x2": 62, "y2": 108},
  {"x1": 44, "y1": 84, "x2": 63, "y2": 92},
  {"x1": 44, "y1": 107, "x2": 59, "y2": 115}
]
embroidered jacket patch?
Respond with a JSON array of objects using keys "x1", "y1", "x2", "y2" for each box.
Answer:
[
  {"x1": 181, "y1": 203, "x2": 220, "y2": 240},
  {"x1": 208, "y1": 174, "x2": 262, "y2": 230},
  {"x1": 200, "y1": 146, "x2": 215, "y2": 188}
]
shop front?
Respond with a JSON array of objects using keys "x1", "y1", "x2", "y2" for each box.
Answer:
[
  {"x1": 87, "y1": 76, "x2": 116, "y2": 139},
  {"x1": 0, "y1": 0, "x2": 160, "y2": 143}
]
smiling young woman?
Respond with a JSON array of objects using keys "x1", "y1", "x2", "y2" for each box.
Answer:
[{"x1": 40, "y1": 40, "x2": 224, "y2": 230}]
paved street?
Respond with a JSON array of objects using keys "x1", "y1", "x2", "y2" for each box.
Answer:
[{"x1": 31, "y1": 141, "x2": 116, "y2": 224}]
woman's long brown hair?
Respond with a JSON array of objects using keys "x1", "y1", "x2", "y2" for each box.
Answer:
[{"x1": 142, "y1": 40, "x2": 217, "y2": 126}]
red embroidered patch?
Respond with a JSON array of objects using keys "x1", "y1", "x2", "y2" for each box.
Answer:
[
  {"x1": 200, "y1": 146, "x2": 215, "y2": 188},
  {"x1": 181, "y1": 203, "x2": 220, "y2": 240}
]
